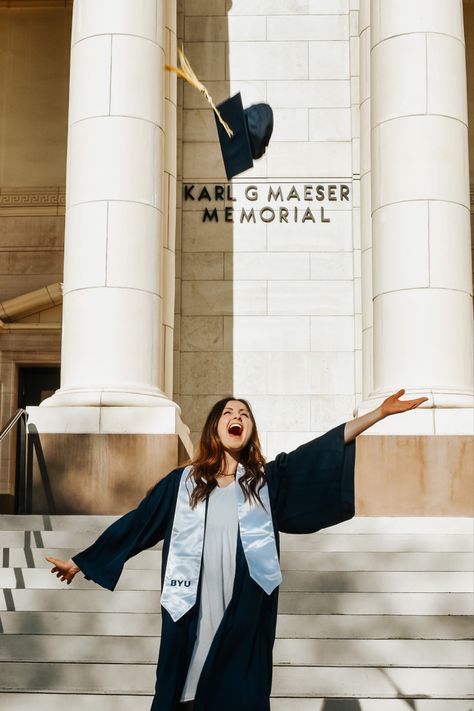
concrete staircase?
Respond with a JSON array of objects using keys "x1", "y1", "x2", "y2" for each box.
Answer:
[{"x1": 0, "y1": 515, "x2": 472, "y2": 710}]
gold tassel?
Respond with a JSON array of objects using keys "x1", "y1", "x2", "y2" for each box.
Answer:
[{"x1": 166, "y1": 48, "x2": 234, "y2": 138}]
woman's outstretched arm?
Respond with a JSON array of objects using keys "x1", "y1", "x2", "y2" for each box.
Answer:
[{"x1": 344, "y1": 388, "x2": 429, "y2": 443}]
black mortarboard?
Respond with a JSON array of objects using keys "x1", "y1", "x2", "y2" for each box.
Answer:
[
  {"x1": 165, "y1": 52, "x2": 274, "y2": 179},
  {"x1": 214, "y1": 93, "x2": 274, "y2": 179}
]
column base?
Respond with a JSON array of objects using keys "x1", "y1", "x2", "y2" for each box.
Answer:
[
  {"x1": 40, "y1": 386, "x2": 178, "y2": 408},
  {"x1": 26, "y1": 405, "x2": 193, "y2": 453}
]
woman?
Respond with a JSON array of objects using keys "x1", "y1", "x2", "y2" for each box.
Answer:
[{"x1": 46, "y1": 388, "x2": 427, "y2": 711}]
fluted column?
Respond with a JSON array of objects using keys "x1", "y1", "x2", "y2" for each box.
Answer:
[
  {"x1": 44, "y1": 0, "x2": 176, "y2": 408},
  {"x1": 368, "y1": 0, "x2": 473, "y2": 410},
  {"x1": 359, "y1": 0, "x2": 373, "y2": 404},
  {"x1": 161, "y1": 0, "x2": 177, "y2": 400}
]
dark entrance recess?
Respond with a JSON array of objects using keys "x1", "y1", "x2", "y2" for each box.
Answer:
[
  {"x1": 16, "y1": 366, "x2": 60, "y2": 513},
  {"x1": 18, "y1": 366, "x2": 60, "y2": 409}
]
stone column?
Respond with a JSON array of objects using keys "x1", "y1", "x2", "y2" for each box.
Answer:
[
  {"x1": 359, "y1": 0, "x2": 374, "y2": 404},
  {"x1": 44, "y1": 0, "x2": 174, "y2": 408},
  {"x1": 26, "y1": 1, "x2": 191, "y2": 514},
  {"x1": 161, "y1": 0, "x2": 177, "y2": 400},
  {"x1": 358, "y1": 0, "x2": 473, "y2": 429}
]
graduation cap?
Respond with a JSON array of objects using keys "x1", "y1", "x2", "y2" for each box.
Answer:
[
  {"x1": 166, "y1": 49, "x2": 274, "y2": 179},
  {"x1": 214, "y1": 93, "x2": 273, "y2": 179}
]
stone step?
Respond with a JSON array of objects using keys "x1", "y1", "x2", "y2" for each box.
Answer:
[
  {"x1": 0, "y1": 515, "x2": 471, "y2": 534},
  {"x1": 1, "y1": 568, "x2": 472, "y2": 593},
  {"x1": 5, "y1": 547, "x2": 473, "y2": 571},
  {"x1": 1, "y1": 611, "x2": 471, "y2": 639},
  {"x1": 0, "y1": 696, "x2": 472, "y2": 711},
  {"x1": 0, "y1": 634, "x2": 472, "y2": 666},
  {"x1": 1, "y1": 530, "x2": 472, "y2": 551},
  {"x1": 2, "y1": 589, "x2": 472, "y2": 614},
  {"x1": 0, "y1": 662, "x2": 471, "y2": 697}
]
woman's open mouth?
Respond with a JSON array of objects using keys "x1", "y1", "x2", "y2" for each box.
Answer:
[{"x1": 228, "y1": 422, "x2": 243, "y2": 436}]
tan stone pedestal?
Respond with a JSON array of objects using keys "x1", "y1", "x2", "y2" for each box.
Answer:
[
  {"x1": 25, "y1": 405, "x2": 192, "y2": 514},
  {"x1": 29, "y1": 432, "x2": 188, "y2": 515},
  {"x1": 355, "y1": 434, "x2": 474, "y2": 516}
]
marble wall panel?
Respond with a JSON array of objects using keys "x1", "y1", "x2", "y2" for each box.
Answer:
[
  {"x1": 267, "y1": 142, "x2": 352, "y2": 178},
  {"x1": 180, "y1": 316, "x2": 224, "y2": 351},
  {"x1": 182, "y1": 211, "x2": 266, "y2": 252},
  {"x1": 309, "y1": 108, "x2": 352, "y2": 141},
  {"x1": 267, "y1": 281, "x2": 353, "y2": 315},
  {"x1": 267, "y1": 14, "x2": 349, "y2": 41},
  {"x1": 178, "y1": 394, "x2": 227, "y2": 434},
  {"x1": 310, "y1": 316, "x2": 354, "y2": 351},
  {"x1": 309, "y1": 41, "x2": 350, "y2": 79},
  {"x1": 266, "y1": 212, "x2": 353, "y2": 252},
  {"x1": 185, "y1": 15, "x2": 266, "y2": 42},
  {"x1": 233, "y1": 352, "x2": 268, "y2": 395},
  {"x1": 183, "y1": 109, "x2": 217, "y2": 142},
  {"x1": 0, "y1": 7, "x2": 70, "y2": 187},
  {"x1": 180, "y1": 351, "x2": 233, "y2": 394},
  {"x1": 225, "y1": 252, "x2": 310, "y2": 280},
  {"x1": 182, "y1": 280, "x2": 267, "y2": 315},
  {"x1": 182, "y1": 252, "x2": 224, "y2": 280},
  {"x1": 185, "y1": 0, "x2": 225, "y2": 16},
  {"x1": 184, "y1": 80, "x2": 267, "y2": 109},
  {"x1": 310, "y1": 394, "x2": 356, "y2": 430},
  {"x1": 267, "y1": 80, "x2": 350, "y2": 109},
  {"x1": 224, "y1": 316, "x2": 310, "y2": 352},
  {"x1": 266, "y1": 351, "x2": 354, "y2": 395},
  {"x1": 183, "y1": 42, "x2": 226, "y2": 80},
  {"x1": 0, "y1": 251, "x2": 63, "y2": 275},
  {"x1": 0, "y1": 217, "x2": 64, "y2": 249},
  {"x1": 239, "y1": 395, "x2": 310, "y2": 432},
  {"x1": 227, "y1": 0, "x2": 349, "y2": 15},
  {"x1": 266, "y1": 431, "x2": 324, "y2": 461},
  {"x1": 227, "y1": 41, "x2": 309, "y2": 80},
  {"x1": 272, "y1": 109, "x2": 309, "y2": 142},
  {"x1": 309, "y1": 252, "x2": 353, "y2": 280}
]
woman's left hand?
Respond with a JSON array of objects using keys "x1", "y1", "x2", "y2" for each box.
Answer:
[{"x1": 380, "y1": 388, "x2": 429, "y2": 418}]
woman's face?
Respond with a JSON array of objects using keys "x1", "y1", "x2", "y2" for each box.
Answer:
[{"x1": 216, "y1": 400, "x2": 253, "y2": 453}]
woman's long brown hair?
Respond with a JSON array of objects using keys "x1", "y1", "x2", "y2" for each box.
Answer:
[{"x1": 188, "y1": 396, "x2": 266, "y2": 509}]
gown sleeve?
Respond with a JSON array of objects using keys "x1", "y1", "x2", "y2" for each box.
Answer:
[
  {"x1": 265, "y1": 422, "x2": 356, "y2": 534},
  {"x1": 71, "y1": 468, "x2": 181, "y2": 591}
]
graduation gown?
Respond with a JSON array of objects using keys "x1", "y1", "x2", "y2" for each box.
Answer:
[{"x1": 72, "y1": 421, "x2": 356, "y2": 711}]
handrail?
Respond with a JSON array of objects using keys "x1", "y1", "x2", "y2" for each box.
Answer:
[
  {"x1": 0, "y1": 408, "x2": 56, "y2": 514},
  {"x1": 0, "y1": 408, "x2": 28, "y2": 443}
]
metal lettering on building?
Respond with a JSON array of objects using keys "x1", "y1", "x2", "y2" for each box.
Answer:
[{"x1": 183, "y1": 182, "x2": 351, "y2": 224}]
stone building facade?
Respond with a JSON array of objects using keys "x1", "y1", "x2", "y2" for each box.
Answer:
[{"x1": 0, "y1": 0, "x2": 472, "y2": 515}]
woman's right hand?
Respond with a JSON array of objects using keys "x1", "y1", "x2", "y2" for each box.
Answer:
[{"x1": 45, "y1": 556, "x2": 81, "y2": 585}]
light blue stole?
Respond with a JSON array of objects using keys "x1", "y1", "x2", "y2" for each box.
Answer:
[{"x1": 160, "y1": 464, "x2": 282, "y2": 622}]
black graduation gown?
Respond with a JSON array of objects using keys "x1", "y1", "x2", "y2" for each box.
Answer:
[{"x1": 72, "y1": 421, "x2": 356, "y2": 711}]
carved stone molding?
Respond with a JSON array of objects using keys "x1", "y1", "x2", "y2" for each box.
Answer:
[
  {"x1": 0, "y1": 187, "x2": 65, "y2": 216},
  {"x1": 0, "y1": 1, "x2": 72, "y2": 8}
]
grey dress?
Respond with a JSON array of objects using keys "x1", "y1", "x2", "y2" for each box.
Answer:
[{"x1": 180, "y1": 481, "x2": 239, "y2": 702}]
